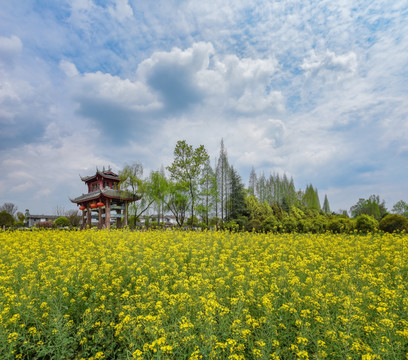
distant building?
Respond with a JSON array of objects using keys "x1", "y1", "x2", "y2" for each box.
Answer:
[
  {"x1": 25, "y1": 211, "x2": 59, "y2": 228},
  {"x1": 70, "y1": 167, "x2": 140, "y2": 229}
]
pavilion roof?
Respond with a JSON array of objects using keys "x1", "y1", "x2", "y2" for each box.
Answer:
[
  {"x1": 70, "y1": 189, "x2": 141, "y2": 204},
  {"x1": 80, "y1": 169, "x2": 120, "y2": 183}
]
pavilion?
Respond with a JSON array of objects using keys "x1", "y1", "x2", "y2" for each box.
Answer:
[{"x1": 70, "y1": 167, "x2": 140, "y2": 229}]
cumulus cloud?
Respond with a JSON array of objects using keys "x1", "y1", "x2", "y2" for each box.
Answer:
[
  {"x1": 137, "y1": 42, "x2": 215, "y2": 111},
  {"x1": 64, "y1": 42, "x2": 283, "y2": 145},
  {"x1": 301, "y1": 50, "x2": 357, "y2": 81}
]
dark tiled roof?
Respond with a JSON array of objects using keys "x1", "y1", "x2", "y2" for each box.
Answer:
[
  {"x1": 70, "y1": 189, "x2": 141, "y2": 204},
  {"x1": 80, "y1": 170, "x2": 120, "y2": 183}
]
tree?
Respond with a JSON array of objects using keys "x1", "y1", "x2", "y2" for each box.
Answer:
[
  {"x1": 66, "y1": 209, "x2": 81, "y2": 227},
  {"x1": 350, "y1": 195, "x2": 387, "y2": 221},
  {"x1": 119, "y1": 163, "x2": 154, "y2": 227},
  {"x1": 303, "y1": 184, "x2": 321, "y2": 211},
  {"x1": 215, "y1": 139, "x2": 230, "y2": 225},
  {"x1": 227, "y1": 166, "x2": 247, "y2": 221},
  {"x1": 322, "y1": 194, "x2": 331, "y2": 214},
  {"x1": 149, "y1": 168, "x2": 169, "y2": 226},
  {"x1": 55, "y1": 216, "x2": 70, "y2": 227},
  {"x1": 197, "y1": 159, "x2": 217, "y2": 226},
  {"x1": 0, "y1": 210, "x2": 15, "y2": 228},
  {"x1": 165, "y1": 180, "x2": 189, "y2": 227},
  {"x1": 248, "y1": 167, "x2": 257, "y2": 197},
  {"x1": 167, "y1": 140, "x2": 209, "y2": 228},
  {"x1": 392, "y1": 200, "x2": 408, "y2": 217},
  {"x1": 0, "y1": 203, "x2": 18, "y2": 217}
]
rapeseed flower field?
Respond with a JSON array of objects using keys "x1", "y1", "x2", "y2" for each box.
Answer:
[{"x1": 0, "y1": 230, "x2": 407, "y2": 359}]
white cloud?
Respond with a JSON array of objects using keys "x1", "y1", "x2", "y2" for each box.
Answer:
[
  {"x1": 0, "y1": 35, "x2": 22, "y2": 67},
  {"x1": 67, "y1": 67, "x2": 162, "y2": 112},
  {"x1": 109, "y1": 0, "x2": 133, "y2": 21},
  {"x1": 301, "y1": 49, "x2": 357, "y2": 81},
  {"x1": 59, "y1": 60, "x2": 79, "y2": 77}
]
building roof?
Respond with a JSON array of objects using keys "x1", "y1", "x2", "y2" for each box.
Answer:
[
  {"x1": 70, "y1": 189, "x2": 141, "y2": 204},
  {"x1": 79, "y1": 168, "x2": 120, "y2": 183}
]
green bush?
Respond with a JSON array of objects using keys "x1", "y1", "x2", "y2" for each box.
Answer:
[
  {"x1": 282, "y1": 217, "x2": 298, "y2": 233},
  {"x1": 55, "y1": 216, "x2": 70, "y2": 227},
  {"x1": 379, "y1": 214, "x2": 408, "y2": 233},
  {"x1": 328, "y1": 218, "x2": 342, "y2": 233},
  {"x1": 261, "y1": 216, "x2": 280, "y2": 232},
  {"x1": 246, "y1": 219, "x2": 262, "y2": 232},
  {"x1": 327, "y1": 217, "x2": 353, "y2": 233},
  {"x1": 309, "y1": 215, "x2": 328, "y2": 233},
  {"x1": 355, "y1": 214, "x2": 377, "y2": 233}
]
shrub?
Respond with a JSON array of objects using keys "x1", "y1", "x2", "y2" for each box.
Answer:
[
  {"x1": 282, "y1": 217, "x2": 298, "y2": 233},
  {"x1": 55, "y1": 216, "x2": 70, "y2": 227},
  {"x1": 355, "y1": 214, "x2": 377, "y2": 233},
  {"x1": 35, "y1": 221, "x2": 56, "y2": 229},
  {"x1": 328, "y1": 218, "x2": 342, "y2": 233},
  {"x1": 379, "y1": 214, "x2": 408, "y2": 233},
  {"x1": 309, "y1": 215, "x2": 328, "y2": 233},
  {"x1": 261, "y1": 216, "x2": 281, "y2": 233},
  {"x1": 328, "y1": 217, "x2": 354, "y2": 233},
  {"x1": 246, "y1": 219, "x2": 262, "y2": 232}
]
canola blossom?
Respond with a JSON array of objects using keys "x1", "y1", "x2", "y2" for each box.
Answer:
[{"x1": 0, "y1": 230, "x2": 407, "y2": 359}]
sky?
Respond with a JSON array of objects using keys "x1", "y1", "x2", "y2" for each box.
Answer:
[{"x1": 0, "y1": 0, "x2": 407, "y2": 216}]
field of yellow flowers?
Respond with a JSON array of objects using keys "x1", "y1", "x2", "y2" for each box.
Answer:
[{"x1": 0, "y1": 229, "x2": 407, "y2": 359}]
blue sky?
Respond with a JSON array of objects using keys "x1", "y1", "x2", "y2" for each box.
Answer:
[{"x1": 0, "y1": 0, "x2": 407, "y2": 215}]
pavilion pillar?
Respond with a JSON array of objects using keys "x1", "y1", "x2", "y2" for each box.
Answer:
[
  {"x1": 81, "y1": 209, "x2": 85, "y2": 230},
  {"x1": 105, "y1": 199, "x2": 111, "y2": 229},
  {"x1": 116, "y1": 209, "x2": 121, "y2": 229},
  {"x1": 86, "y1": 205, "x2": 91, "y2": 228},
  {"x1": 98, "y1": 206, "x2": 102, "y2": 229},
  {"x1": 124, "y1": 201, "x2": 128, "y2": 228}
]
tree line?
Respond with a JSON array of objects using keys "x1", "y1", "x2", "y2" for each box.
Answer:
[
  {"x1": 1, "y1": 139, "x2": 407, "y2": 231},
  {"x1": 118, "y1": 139, "x2": 408, "y2": 233}
]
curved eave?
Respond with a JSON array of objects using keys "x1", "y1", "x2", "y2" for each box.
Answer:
[
  {"x1": 69, "y1": 190, "x2": 141, "y2": 204},
  {"x1": 79, "y1": 171, "x2": 119, "y2": 183}
]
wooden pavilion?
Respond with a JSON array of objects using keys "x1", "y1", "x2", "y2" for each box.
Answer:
[{"x1": 70, "y1": 167, "x2": 139, "y2": 229}]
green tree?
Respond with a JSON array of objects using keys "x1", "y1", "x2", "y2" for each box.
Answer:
[
  {"x1": 303, "y1": 184, "x2": 321, "y2": 211},
  {"x1": 165, "y1": 180, "x2": 189, "y2": 227},
  {"x1": 0, "y1": 210, "x2": 14, "y2": 228},
  {"x1": 322, "y1": 194, "x2": 331, "y2": 214},
  {"x1": 226, "y1": 166, "x2": 247, "y2": 221},
  {"x1": 392, "y1": 200, "x2": 408, "y2": 217},
  {"x1": 215, "y1": 139, "x2": 230, "y2": 225},
  {"x1": 248, "y1": 166, "x2": 257, "y2": 197},
  {"x1": 119, "y1": 163, "x2": 154, "y2": 227},
  {"x1": 167, "y1": 140, "x2": 209, "y2": 228},
  {"x1": 55, "y1": 216, "x2": 70, "y2": 227},
  {"x1": 350, "y1": 195, "x2": 387, "y2": 221},
  {"x1": 149, "y1": 167, "x2": 169, "y2": 227},
  {"x1": 0, "y1": 202, "x2": 18, "y2": 217},
  {"x1": 198, "y1": 159, "x2": 217, "y2": 226}
]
